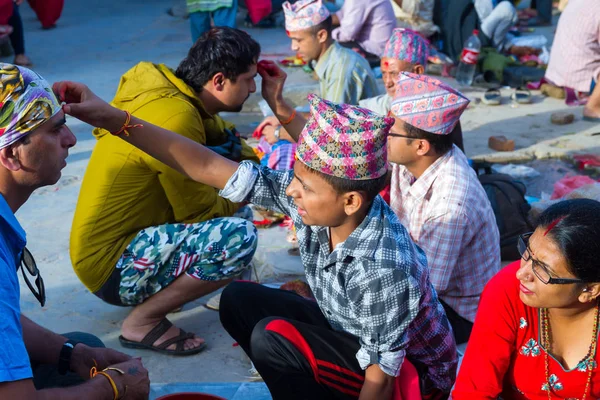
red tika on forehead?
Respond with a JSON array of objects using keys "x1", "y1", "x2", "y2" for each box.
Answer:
[{"x1": 544, "y1": 216, "x2": 566, "y2": 236}]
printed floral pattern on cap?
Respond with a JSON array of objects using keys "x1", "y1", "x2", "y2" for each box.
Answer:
[
  {"x1": 295, "y1": 94, "x2": 394, "y2": 181},
  {"x1": 283, "y1": 0, "x2": 330, "y2": 33},
  {"x1": 390, "y1": 72, "x2": 469, "y2": 136},
  {"x1": 0, "y1": 63, "x2": 61, "y2": 149},
  {"x1": 383, "y1": 28, "x2": 429, "y2": 67}
]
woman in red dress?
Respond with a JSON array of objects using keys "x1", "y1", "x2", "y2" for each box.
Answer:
[{"x1": 453, "y1": 199, "x2": 600, "y2": 399}]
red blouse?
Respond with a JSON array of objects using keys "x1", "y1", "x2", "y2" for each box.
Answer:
[{"x1": 453, "y1": 261, "x2": 600, "y2": 399}]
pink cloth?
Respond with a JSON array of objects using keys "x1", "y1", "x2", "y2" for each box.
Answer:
[
  {"x1": 332, "y1": 0, "x2": 397, "y2": 57},
  {"x1": 393, "y1": 359, "x2": 422, "y2": 400},
  {"x1": 545, "y1": 0, "x2": 600, "y2": 93},
  {"x1": 283, "y1": 0, "x2": 330, "y2": 32},
  {"x1": 390, "y1": 72, "x2": 469, "y2": 136},
  {"x1": 245, "y1": 0, "x2": 272, "y2": 24}
]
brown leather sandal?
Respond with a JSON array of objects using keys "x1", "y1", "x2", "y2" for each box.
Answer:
[{"x1": 118, "y1": 318, "x2": 206, "y2": 356}]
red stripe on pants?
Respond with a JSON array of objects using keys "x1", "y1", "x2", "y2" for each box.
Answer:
[{"x1": 265, "y1": 319, "x2": 363, "y2": 397}]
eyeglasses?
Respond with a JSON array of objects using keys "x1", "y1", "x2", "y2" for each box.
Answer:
[
  {"x1": 388, "y1": 133, "x2": 413, "y2": 139},
  {"x1": 517, "y1": 233, "x2": 585, "y2": 285},
  {"x1": 20, "y1": 247, "x2": 46, "y2": 307}
]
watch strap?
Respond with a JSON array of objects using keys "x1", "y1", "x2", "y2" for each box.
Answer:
[{"x1": 57, "y1": 339, "x2": 79, "y2": 375}]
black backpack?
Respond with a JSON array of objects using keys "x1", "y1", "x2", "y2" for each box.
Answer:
[{"x1": 474, "y1": 162, "x2": 533, "y2": 261}]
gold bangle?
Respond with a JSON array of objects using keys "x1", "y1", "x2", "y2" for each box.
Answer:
[{"x1": 96, "y1": 371, "x2": 119, "y2": 400}]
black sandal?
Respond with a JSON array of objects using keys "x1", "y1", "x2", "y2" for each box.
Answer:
[{"x1": 119, "y1": 318, "x2": 206, "y2": 356}]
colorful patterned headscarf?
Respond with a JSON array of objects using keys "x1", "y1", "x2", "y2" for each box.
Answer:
[
  {"x1": 296, "y1": 94, "x2": 395, "y2": 180},
  {"x1": 283, "y1": 0, "x2": 330, "y2": 33},
  {"x1": 390, "y1": 72, "x2": 469, "y2": 136},
  {"x1": 0, "y1": 63, "x2": 61, "y2": 149}
]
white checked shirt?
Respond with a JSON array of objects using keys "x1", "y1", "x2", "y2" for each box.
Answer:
[{"x1": 390, "y1": 146, "x2": 500, "y2": 322}]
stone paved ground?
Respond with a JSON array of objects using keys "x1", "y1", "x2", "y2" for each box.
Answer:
[{"x1": 13, "y1": 0, "x2": 600, "y2": 387}]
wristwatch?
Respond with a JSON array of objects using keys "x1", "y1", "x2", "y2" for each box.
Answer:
[
  {"x1": 274, "y1": 126, "x2": 281, "y2": 141},
  {"x1": 57, "y1": 339, "x2": 80, "y2": 375}
]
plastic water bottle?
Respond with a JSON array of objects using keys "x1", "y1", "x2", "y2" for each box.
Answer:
[
  {"x1": 258, "y1": 99, "x2": 274, "y2": 117},
  {"x1": 455, "y1": 29, "x2": 481, "y2": 86}
]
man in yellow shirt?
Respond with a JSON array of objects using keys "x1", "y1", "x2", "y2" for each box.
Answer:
[{"x1": 70, "y1": 27, "x2": 260, "y2": 355}]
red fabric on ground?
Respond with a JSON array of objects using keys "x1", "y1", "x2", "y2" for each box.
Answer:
[{"x1": 28, "y1": 0, "x2": 64, "y2": 28}]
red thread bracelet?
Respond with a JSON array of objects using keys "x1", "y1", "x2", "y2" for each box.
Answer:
[
  {"x1": 280, "y1": 110, "x2": 296, "y2": 126},
  {"x1": 110, "y1": 111, "x2": 144, "y2": 137}
]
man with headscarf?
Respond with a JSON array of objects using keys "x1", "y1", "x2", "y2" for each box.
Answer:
[{"x1": 0, "y1": 63, "x2": 149, "y2": 399}]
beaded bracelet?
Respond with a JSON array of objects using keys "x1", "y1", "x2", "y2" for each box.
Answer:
[{"x1": 110, "y1": 111, "x2": 144, "y2": 137}]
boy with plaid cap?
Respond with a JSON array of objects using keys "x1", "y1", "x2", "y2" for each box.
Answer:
[
  {"x1": 56, "y1": 61, "x2": 457, "y2": 400},
  {"x1": 387, "y1": 72, "x2": 501, "y2": 344}
]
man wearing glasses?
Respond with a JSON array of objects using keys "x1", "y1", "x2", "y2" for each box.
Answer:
[
  {"x1": 386, "y1": 72, "x2": 501, "y2": 345},
  {"x1": 0, "y1": 63, "x2": 150, "y2": 399}
]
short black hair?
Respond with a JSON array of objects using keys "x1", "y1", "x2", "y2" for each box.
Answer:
[
  {"x1": 403, "y1": 121, "x2": 454, "y2": 155},
  {"x1": 309, "y1": 15, "x2": 333, "y2": 36},
  {"x1": 536, "y1": 199, "x2": 600, "y2": 283},
  {"x1": 306, "y1": 166, "x2": 389, "y2": 204},
  {"x1": 175, "y1": 27, "x2": 261, "y2": 92}
]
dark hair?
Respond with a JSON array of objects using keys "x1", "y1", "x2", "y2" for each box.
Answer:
[
  {"x1": 536, "y1": 199, "x2": 600, "y2": 282},
  {"x1": 309, "y1": 15, "x2": 333, "y2": 36},
  {"x1": 403, "y1": 121, "x2": 454, "y2": 155},
  {"x1": 175, "y1": 27, "x2": 261, "y2": 92},
  {"x1": 306, "y1": 166, "x2": 389, "y2": 204}
]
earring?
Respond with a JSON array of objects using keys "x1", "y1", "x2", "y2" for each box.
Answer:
[{"x1": 583, "y1": 288, "x2": 589, "y2": 292}]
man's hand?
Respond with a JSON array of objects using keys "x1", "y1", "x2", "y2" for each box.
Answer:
[
  {"x1": 70, "y1": 344, "x2": 132, "y2": 381},
  {"x1": 52, "y1": 81, "x2": 124, "y2": 132},
  {"x1": 359, "y1": 364, "x2": 395, "y2": 400},
  {"x1": 105, "y1": 358, "x2": 150, "y2": 400},
  {"x1": 256, "y1": 116, "x2": 281, "y2": 144},
  {"x1": 257, "y1": 60, "x2": 287, "y2": 111}
]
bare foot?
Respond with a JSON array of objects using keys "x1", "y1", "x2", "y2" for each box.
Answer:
[
  {"x1": 121, "y1": 316, "x2": 205, "y2": 352},
  {"x1": 14, "y1": 54, "x2": 32, "y2": 67},
  {"x1": 583, "y1": 106, "x2": 600, "y2": 120}
]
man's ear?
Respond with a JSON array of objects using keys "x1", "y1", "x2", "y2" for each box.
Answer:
[
  {"x1": 212, "y1": 72, "x2": 226, "y2": 92},
  {"x1": 415, "y1": 139, "x2": 431, "y2": 156},
  {"x1": 343, "y1": 191, "x2": 364, "y2": 217},
  {"x1": 0, "y1": 145, "x2": 22, "y2": 172},
  {"x1": 317, "y1": 29, "x2": 329, "y2": 44},
  {"x1": 412, "y1": 64, "x2": 425, "y2": 75}
]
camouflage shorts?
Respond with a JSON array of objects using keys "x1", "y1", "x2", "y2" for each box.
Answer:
[{"x1": 116, "y1": 217, "x2": 258, "y2": 306}]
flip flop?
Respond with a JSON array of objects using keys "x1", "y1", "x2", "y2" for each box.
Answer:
[
  {"x1": 119, "y1": 318, "x2": 206, "y2": 356},
  {"x1": 482, "y1": 89, "x2": 502, "y2": 106},
  {"x1": 512, "y1": 87, "x2": 532, "y2": 104}
]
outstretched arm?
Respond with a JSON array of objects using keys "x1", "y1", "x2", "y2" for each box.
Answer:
[{"x1": 53, "y1": 81, "x2": 238, "y2": 190}]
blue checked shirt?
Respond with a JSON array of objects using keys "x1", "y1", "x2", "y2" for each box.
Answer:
[{"x1": 221, "y1": 161, "x2": 458, "y2": 392}]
